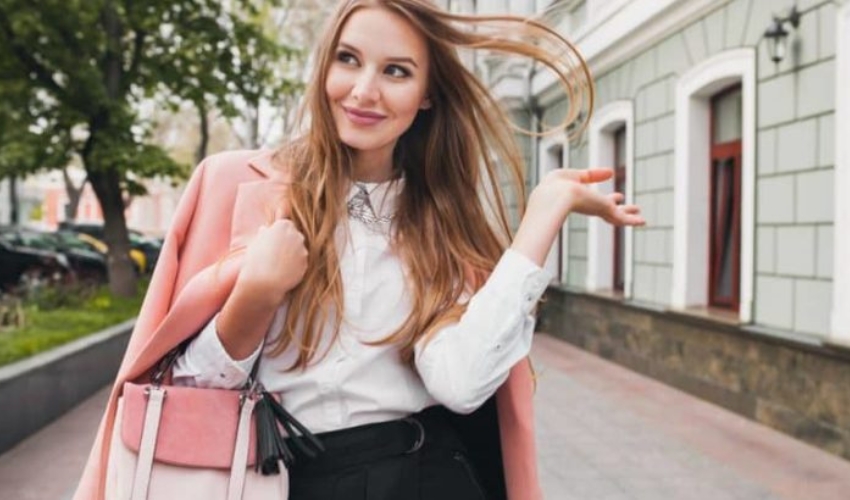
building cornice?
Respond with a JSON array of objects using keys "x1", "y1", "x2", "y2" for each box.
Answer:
[{"x1": 531, "y1": 0, "x2": 724, "y2": 100}]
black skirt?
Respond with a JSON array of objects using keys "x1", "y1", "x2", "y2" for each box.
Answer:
[{"x1": 287, "y1": 404, "x2": 500, "y2": 500}]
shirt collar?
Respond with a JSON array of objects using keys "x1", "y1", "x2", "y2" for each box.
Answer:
[{"x1": 346, "y1": 177, "x2": 405, "y2": 219}]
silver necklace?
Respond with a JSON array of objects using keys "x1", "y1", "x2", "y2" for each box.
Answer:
[{"x1": 347, "y1": 182, "x2": 395, "y2": 230}]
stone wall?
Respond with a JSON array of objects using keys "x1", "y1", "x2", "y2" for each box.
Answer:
[
  {"x1": 538, "y1": 287, "x2": 850, "y2": 461},
  {"x1": 0, "y1": 320, "x2": 133, "y2": 454}
]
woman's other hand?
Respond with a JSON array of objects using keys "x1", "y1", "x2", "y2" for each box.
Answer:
[
  {"x1": 217, "y1": 218, "x2": 308, "y2": 359},
  {"x1": 511, "y1": 168, "x2": 645, "y2": 267},
  {"x1": 236, "y1": 219, "x2": 309, "y2": 306}
]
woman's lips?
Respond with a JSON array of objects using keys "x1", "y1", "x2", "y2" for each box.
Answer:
[{"x1": 343, "y1": 106, "x2": 386, "y2": 126}]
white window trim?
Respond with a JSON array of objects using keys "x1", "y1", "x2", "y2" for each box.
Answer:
[
  {"x1": 832, "y1": 2, "x2": 850, "y2": 347},
  {"x1": 538, "y1": 131, "x2": 571, "y2": 283},
  {"x1": 671, "y1": 48, "x2": 756, "y2": 322},
  {"x1": 586, "y1": 101, "x2": 635, "y2": 297}
]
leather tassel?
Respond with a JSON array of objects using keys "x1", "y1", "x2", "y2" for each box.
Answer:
[
  {"x1": 254, "y1": 394, "x2": 293, "y2": 475},
  {"x1": 252, "y1": 389, "x2": 325, "y2": 475},
  {"x1": 265, "y1": 393, "x2": 326, "y2": 458}
]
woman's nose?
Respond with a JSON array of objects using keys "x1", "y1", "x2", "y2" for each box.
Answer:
[{"x1": 351, "y1": 71, "x2": 380, "y2": 103}]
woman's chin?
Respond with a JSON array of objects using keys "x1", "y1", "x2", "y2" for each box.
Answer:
[{"x1": 339, "y1": 135, "x2": 390, "y2": 154}]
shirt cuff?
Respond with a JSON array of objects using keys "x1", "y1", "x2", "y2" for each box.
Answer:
[
  {"x1": 489, "y1": 248, "x2": 553, "y2": 315},
  {"x1": 171, "y1": 313, "x2": 262, "y2": 389}
]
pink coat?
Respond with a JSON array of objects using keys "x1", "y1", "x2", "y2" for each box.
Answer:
[{"x1": 73, "y1": 149, "x2": 542, "y2": 500}]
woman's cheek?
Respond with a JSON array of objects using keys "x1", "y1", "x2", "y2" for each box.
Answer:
[{"x1": 324, "y1": 68, "x2": 349, "y2": 101}]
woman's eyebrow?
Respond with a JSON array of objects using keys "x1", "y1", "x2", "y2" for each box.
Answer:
[{"x1": 337, "y1": 42, "x2": 419, "y2": 68}]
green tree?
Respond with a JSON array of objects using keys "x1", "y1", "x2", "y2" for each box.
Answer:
[
  {"x1": 0, "y1": 48, "x2": 70, "y2": 222},
  {"x1": 0, "y1": 0, "x2": 293, "y2": 296}
]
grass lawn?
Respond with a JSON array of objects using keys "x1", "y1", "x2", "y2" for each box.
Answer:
[{"x1": 0, "y1": 282, "x2": 146, "y2": 368}]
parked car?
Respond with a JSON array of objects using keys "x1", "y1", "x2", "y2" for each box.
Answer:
[
  {"x1": 0, "y1": 227, "x2": 108, "y2": 284},
  {"x1": 74, "y1": 232, "x2": 146, "y2": 276},
  {"x1": 58, "y1": 222, "x2": 161, "y2": 273},
  {"x1": 0, "y1": 233, "x2": 72, "y2": 292}
]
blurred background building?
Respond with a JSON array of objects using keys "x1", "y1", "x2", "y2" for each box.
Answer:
[{"x1": 443, "y1": 0, "x2": 850, "y2": 462}]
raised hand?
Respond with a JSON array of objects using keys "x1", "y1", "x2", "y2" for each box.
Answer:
[
  {"x1": 533, "y1": 168, "x2": 645, "y2": 227},
  {"x1": 511, "y1": 168, "x2": 645, "y2": 267}
]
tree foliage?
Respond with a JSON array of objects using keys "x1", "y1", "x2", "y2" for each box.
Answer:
[{"x1": 0, "y1": 0, "x2": 296, "y2": 296}]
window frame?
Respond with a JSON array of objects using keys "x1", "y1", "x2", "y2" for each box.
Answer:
[
  {"x1": 707, "y1": 85, "x2": 743, "y2": 311},
  {"x1": 613, "y1": 126, "x2": 627, "y2": 293}
]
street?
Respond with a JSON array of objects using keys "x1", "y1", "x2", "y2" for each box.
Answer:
[{"x1": 1, "y1": 333, "x2": 848, "y2": 499}]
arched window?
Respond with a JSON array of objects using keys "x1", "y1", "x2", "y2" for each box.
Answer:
[
  {"x1": 587, "y1": 101, "x2": 634, "y2": 296},
  {"x1": 538, "y1": 132, "x2": 570, "y2": 282},
  {"x1": 672, "y1": 49, "x2": 755, "y2": 321}
]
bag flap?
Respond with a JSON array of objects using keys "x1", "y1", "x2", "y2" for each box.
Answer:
[{"x1": 120, "y1": 382, "x2": 257, "y2": 469}]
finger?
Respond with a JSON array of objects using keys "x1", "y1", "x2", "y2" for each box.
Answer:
[
  {"x1": 608, "y1": 209, "x2": 645, "y2": 225},
  {"x1": 554, "y1": 168, "x2": 613, "y2": 184},
  {"x1": 580, "y1": 168, "x2": 614, "y2": 184},
  {"x1": 608, "y1": 192, "x2": 625, "y2": 204}
]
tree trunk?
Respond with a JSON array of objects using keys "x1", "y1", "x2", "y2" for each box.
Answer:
[
  {"x1": 80, "y1": 2, "x2": 136, "y2": 297},
  {"x1": 62, "y1": 167, "x2": 85, "y2": 222},
  {"x1": 249, "y1": 102, "x2": 260, "y2": 149},
  {"x1": 9, "y1": 174, "x2": 19, "y2": 225},
  {"x1": 195, "y1": 100, "x2": 209, "y2": 165},
  {"x1": 87, "y1": 167, "x2": 137, "y2": 297}
]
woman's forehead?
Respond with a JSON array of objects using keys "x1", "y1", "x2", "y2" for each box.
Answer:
[{"x1": 337, "y1": 7, "x2": 429, "y2": 63}]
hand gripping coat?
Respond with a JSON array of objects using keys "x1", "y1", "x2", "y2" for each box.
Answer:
[{"x1": 73, "y1": 149, "x2": 543, "y2": 500}]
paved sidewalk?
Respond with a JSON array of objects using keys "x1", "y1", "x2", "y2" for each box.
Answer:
[
  {"x1": 2, "y1": 333, "x2": 849, "y2": 499},
  {"x1": 532, "y1": 334, "x2": 850, "y2": 499}
]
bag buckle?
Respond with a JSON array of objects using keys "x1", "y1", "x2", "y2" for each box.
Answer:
[{"x1": 403, "y1": 417, "x2": 425, "y2": 454}]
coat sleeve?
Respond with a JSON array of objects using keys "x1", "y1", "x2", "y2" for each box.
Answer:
[
  {"x1": 73, "y1": 159, "x2": 214, "y2": 500},
  {"x1": 497, "y1": 358, "x2": 543, "y2": 500},
  {"x1": 75, "y1": 150, "x2": 274, "y2": 500}
]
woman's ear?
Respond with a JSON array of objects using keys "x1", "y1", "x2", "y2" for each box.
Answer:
[{"x1": 420, "y1": 97, "x2": 432, "y2": 110}]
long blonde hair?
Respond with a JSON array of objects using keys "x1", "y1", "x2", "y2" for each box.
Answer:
[{"x1": 269, "y1": 0, "x2": 592, "y2": 369}]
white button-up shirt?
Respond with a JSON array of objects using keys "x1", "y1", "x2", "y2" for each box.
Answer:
[{"x1": 173, "y1": 179, "x2": 551, "y2": 433}]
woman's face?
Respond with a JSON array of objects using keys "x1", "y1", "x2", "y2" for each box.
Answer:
[{"x1": 325, "y1": 7, "x2": 431, "y2": 159}]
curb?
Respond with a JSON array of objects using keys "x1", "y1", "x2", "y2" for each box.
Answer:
[{"x1": 0, "y1": 319, "x2": 134, "y2": 455}]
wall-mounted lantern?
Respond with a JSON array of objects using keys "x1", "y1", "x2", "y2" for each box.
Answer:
[{"x1": 764, "y1": 6, "x2": 801, "y2": 64}]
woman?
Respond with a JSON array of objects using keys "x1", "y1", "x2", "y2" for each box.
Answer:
[{"x1": 75, "y1": 1, "x2": 644, "y2": 499}]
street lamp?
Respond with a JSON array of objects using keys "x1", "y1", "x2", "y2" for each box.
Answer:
[{"x1": 764, "y1": 6, "x2": 801, "y2": 64}]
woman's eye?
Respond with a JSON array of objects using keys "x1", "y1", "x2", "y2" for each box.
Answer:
[
  {"x1": 385, "y1": 65, "x2": 411, "y2": 78},
  {"x1": 336, "y1": 51, "x2": 358, "y2": 65}
]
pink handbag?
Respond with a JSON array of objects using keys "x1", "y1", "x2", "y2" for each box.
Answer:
[{"x1": 104, "y1": 348, "x2": 323, "y2": 500}]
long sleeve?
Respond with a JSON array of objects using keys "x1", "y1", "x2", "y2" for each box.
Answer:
[
  {"x1": 172, "y1": 313, "x2": 265, "y2": 389},
  {"x1": 414, "y1": 248, "x2": 552, "y2": 414}
]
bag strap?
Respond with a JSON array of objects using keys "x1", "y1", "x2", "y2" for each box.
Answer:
[
  {"x1": 130, "y1": 386, "x2": 166, "y2": 500},
  {"x1": 228, "y1": 393, "x2": 258, "y2": 500},
  {"x1": 148, "y1": 330, "x2": 324, "y2": 478}
]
